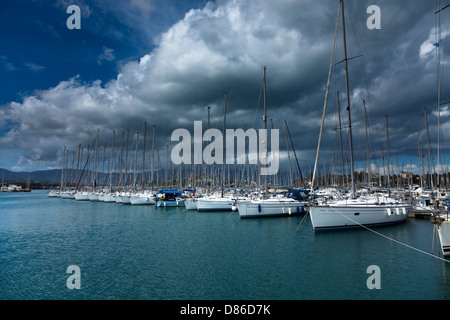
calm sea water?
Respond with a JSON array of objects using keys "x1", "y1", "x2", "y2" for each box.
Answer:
[{"x1": 1, "y1": 190, "x2": 449, "y2": 300}]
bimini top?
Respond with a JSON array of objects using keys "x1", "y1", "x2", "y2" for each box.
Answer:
[{"x1": 157, "y1": 190, "x2": 182, "y2": 197}]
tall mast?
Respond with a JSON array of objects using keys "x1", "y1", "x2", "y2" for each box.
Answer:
[
  {"x1": 75, "y1": 144, "x2": 81, "y2": 190},
  {"x1": 336, "y1": 91, "x2": 345, "y2": 187},
  {"x1": 437, "y1": 1, "x2": 443, "y2": 189},
  {"x1": 263, "y1": 65, "x2": 268, "y2": 196},
  {"x1": 363, "y1": 100, "x2": 370, "y2": 186},
  {"x1": 418, "y1": 132, "x2": 424, "y2": 189},
  {"x1": 222, "y1": 93, "x2": 227, "y2": 198},
  {"x1": 166, "y1": 144, "x2": 169, "y2": 186},
  {"x1": 125, "y1": 129, "x2": 129, "y2": 188},
  {"x1": 151, "y1": 125, "x2": 156, "y2": 188},
  {"x1": 424, "y1": 107, "x2": 434, "y2": 189},
  {"x1": 93, "y1": 129, "x2": 99, "y2": 188},
  {"x1": 61, "y1": 146, "x2": 66, "y2": 191},
  {"x1": 134, "y1": 130, "x2": 139, "y2": 189},
  {"x1": 110, "y1": 130, "x2": 115, "y2": 191},
  {"x1": 284, "y1": 120, "x2": 293, "y2": 186},
  {"x1": 341, "y1": 0, "x2": 356, "y2": 198},
  {"x1": 207, "y1": 106, "x2": 210, "y2": 194},
  {"x1": 385, "y1": 114, "x2": 391, "y2": 188},
  {"x1": 119, "y1": 132, "x2": 124, "y2": 187},
  {"x1": 143, "y1": 122, "x2": 147, "y2": 187},
  {"x1": 310, "y1": 1, "x2": 340, "y2": 193}
]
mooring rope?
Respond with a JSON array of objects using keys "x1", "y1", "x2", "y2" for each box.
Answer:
[{"x1": 324, "y1": 205, "x2": 450, "y2": 263}]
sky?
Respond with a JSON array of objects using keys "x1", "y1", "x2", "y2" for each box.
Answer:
[{"x1": 0, "y1": 0, "x2": 449, "y2": 179}]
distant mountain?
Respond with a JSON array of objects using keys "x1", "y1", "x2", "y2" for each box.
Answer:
[
  {"x1": 1, "y1": 168, "x2": 62, "y2": 185},
  {"x1": 0, "y1": 168, "x2": 144, "y2": 188}
]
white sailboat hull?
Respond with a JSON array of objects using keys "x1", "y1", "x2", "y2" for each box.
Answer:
[
  {"x1": 48, "y1": 190, "x2": 60, "y2": 197},
  {"x1": 196, "y1": 198, "x2": 235, "y2": 212},
  {"x1": 437, "y1": 219, "x2": 450, "y2": 256},
  {"x1": 88, "y1": 193, "x2": 100, "y2": 202},
  {"x1": 237, "y1": 200, "x2": 307, "y2": 218},
  {"x1": 60, "y1": 192, "x2": 75, "y2": 199},
  {"x1": 103, "y1": 194, "x2": 116, "y2": 202},
  {"x1": 121, "y1": 195, "x2": 131, "y2": 204},
  {"x1": 309, "y1": 203, "x2": 411, "y2": 231},
  {"x1": 74, "y1": 192, "x2": 89, "y2": 201},
  {"x1": 184, "y1": 198, "x2": 198, "y2": 210},
  {"x1": 130, "y1": 195, "x2": 155, "y2": 205}
]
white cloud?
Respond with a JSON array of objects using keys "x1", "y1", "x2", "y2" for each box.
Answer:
[
  {"x1": 419, "y1": 26, "x2": 449, "y2": 60},
  {"x1": 24, "y1": 62, "x2": 45, "y2": 72}
]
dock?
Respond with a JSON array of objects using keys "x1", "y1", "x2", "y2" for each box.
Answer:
[{"x1": 409, "y1": 210, "x2": 449, "y2": 219}]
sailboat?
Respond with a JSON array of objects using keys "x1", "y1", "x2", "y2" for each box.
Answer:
[
  {"x1": 309, "y1": 0, "x2": 411, "y2": 231},
  {"x1": 196, "y1": 92, "x2": 237, "y2": 212},
  {"x1": 236, "y1": 66, "x2": 307, "y2": 218},
  {"x1": 431, "y1": 3, "x2": 450, "y2": 256},
  {"x1": 196, "y1": 193, "x2": 236, "y2": 212},
  {"x1": 237, "y1": 194, "x2": 307, "y2": 218}
]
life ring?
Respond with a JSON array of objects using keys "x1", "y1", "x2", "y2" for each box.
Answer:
[{"x1": 161, "y1": 195, "x2": 165, "y2": 200}]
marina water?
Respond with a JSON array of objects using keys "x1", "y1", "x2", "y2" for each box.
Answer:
[{"x1": 1, "y1": 190, "x2": 450, "y2": 300}]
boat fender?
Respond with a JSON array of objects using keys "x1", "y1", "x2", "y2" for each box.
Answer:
[
  {"x1": 396, "y1": 208, "x2": 400, "y2": 215},
  {"x1": 288, "y1": 207, "x2": 291, "y2": 215},
  {"x1": 297, "y1": 206, "x2": 300, "y2": 213},
  {"x1": 402, "y1": 207, "x2": 406, "y2": 215},
  {"x1": 258, "y1": 204, "x2": 261, "y2": 213},
  {"x1": 386, "y1": 208, "x2": 392, "y2": 216}
]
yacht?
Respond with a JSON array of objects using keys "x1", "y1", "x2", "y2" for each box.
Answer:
[
  {"x1": 237, "y1": 195, "x2": 307, "y2": 218},
  {"x1": 308, "y1": 0, "x2": 411, "y2": 231},
  {"x1": 310, "y1": 195, "x2": 410, "y2": 231},
  {"x1": 196, "y1": 194, "x2": 236, "y2": 212}
]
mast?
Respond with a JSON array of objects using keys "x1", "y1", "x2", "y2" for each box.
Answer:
[
  {"x1": 385, "y1": 114, "x2": 391, "y2": 188},
  {"x1": 143, "y1": 122, "x2": 147, "y2": 187},
  {"x1": 336, "y1": 91, "x2": 346, "y2": 187},
  {"x1": 418, "y1": 132, "x2": 423, "y2": 189},
  {"x1": 119, "y1": 131, "x2": 124, "y2": 188},
  {"x1": 363, "y1": 100, "x2": 371, "y2": 186},
  {"x1": 93, "y1": 129, "x2": 99, "y2": 189},
  {"x1": 425, "y1": 107, "x2": 434, "y2": 189},
  {"x1": 125, "y1": 128, "x2": 129, "y2": 188},
  {"x1": 222, "y1": 92, "x2": 227, "y2": 198},
  {"x1": 341, "y1": 0, "x2": 356, "y2": 199},
  {"x1": 61, "y1": 146, "x2": 66, "y2": 192},
  {"x1": 207, "y1": 106, "x2": 210, "y2": 194},
  {"x1": 310, "y1": 1, "x2": 340, "y2": 194},
  {"x1": 110, "y1": 130, "x2": 115, "y2": 191},
  {"x1": 286, "y1": 120, "x2": 304, "y2": 187},
  {"x1": 151, "y1": 125, "x2": 156, "y2": 188},
  {"x1": 437, "y1": 1, "x2": 442, "y2": 189},
  {"x1": 166, "y1": 144, "x2": 169, "y2": 187},
  {"x1": 75, "y1": 144, "x2": 81, "y2": 190},
  {"x1": 133, "y1": 130, "x2": 139, "y2": 189},
  {"x1": 284, "y1": 120, "x2": 293, "y2": 186},
  {"x1": 262, "y1": 66, "x2": 268, "y2": 196}
]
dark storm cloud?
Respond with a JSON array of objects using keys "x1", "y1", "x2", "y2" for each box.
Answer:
[{"x1": 0, "y1": 0, "x2": 447, "y2": 171}]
